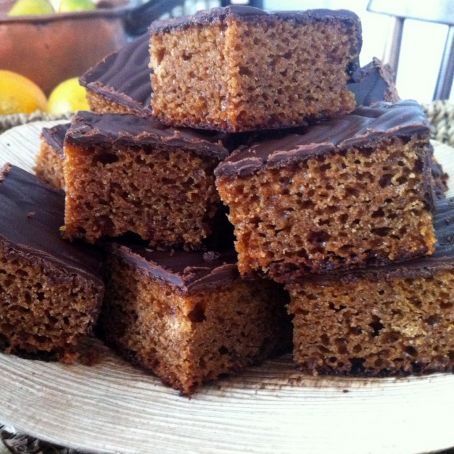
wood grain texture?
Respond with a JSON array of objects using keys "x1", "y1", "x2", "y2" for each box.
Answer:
[{"x1": 0, "y1": 122, "x2": 454, "y2": 454}]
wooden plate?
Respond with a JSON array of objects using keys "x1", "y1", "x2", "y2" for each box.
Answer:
[{"x1": 0, "y1": 121, "x2": 454, "y2": 454}]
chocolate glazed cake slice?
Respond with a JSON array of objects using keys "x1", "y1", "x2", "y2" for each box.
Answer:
[
  {"x1": 216, "y1": 100, "x2": 436, "y2": 281},
  {"x1": 100, "y1": 245, "x2": 290, "y2": 395},
  {"x1": 35, "y1": 123, "x2": 69, "y2": 190},
  {"x1": 80, "y1": 34, "x2": 152, "y2": 116},
  {"x1": 80, "y1": 37, "x2": 389, "y2": 120},
  {"x1": 63, "y1": 111, "x2": 229, "y2": 248},
  {"x1": 287, "y1": 197, "x2": 454, "y2": 377},
  {"x1": 347, "y1": 58, "x2": 448, "y2": 198},
  {"x1": 0, "y1": 164, "x2": 104, "y2": 359},
  {"x1": 150, "y1": 6, "x2": 362, "y2": 132}
]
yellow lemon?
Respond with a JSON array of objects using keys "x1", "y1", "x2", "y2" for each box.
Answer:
[
  {"x1": 0, "y1": 70, "x2": 47, "y2": 115},
  {"x1": 59, "y1": 0, "x2": 96, "y2": 13},
  {"x1": 47, "y1": 78, "x2": 89, "y2": 114},
  {"x1": 8, "y1": 0, "x2": 54, "y2": 16}
]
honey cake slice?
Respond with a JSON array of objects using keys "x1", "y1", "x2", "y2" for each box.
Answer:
[
  {"x1": 35, "y1": 123, "x2": 69, "y2": 190},
  {"x1": 0, "y1": 164, "x2": 104, "y2": 359},
  {"x1": 287, "y1": 198, "x2": 454, "y2": 377},
  {"x1": 80, "y1": 34, "x2": 152, "y2": 116},
  {"x1": 100, "y1": 245, "x2": 290, "y2": 395},
  {"x1": 150, "y1": 6, "x2": 362, "y2": 132},
  {"x1": 215, "y1": 100, "x2": 436, "y2": 281},
  {"x1": 63, "y1": 111, "x2": 229, "y2": 248},
  {"x1": 347, "y1": 60, "x2": 448, "y2": 199}
]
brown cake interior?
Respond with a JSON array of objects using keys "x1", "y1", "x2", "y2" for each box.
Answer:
[
  {"x1": 0, "y1": 240, "x2": 102, "y2": 357},
  {"x1": 217, "y1": 136, "x2": 435, "y2": 280},
  {"x1": 151, "y1": 17, "x2": 358, "y2": 131},
  {"x1": 64, "y1": 142, "x2": 220, "y2": 247},
  {"x1": 35, "y1": 139, "x2": 65, "y2": 191},
  {"x1": 101, "y1": 254, "x2": 289, "y2": 395},
  {"x1": 87, "y1": 91, "x2": 137, "y2": 116},
  {"x1": 288, "y1": 271, "x2": 454, "y2": 375}
]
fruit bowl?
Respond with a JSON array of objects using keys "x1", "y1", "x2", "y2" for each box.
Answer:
[{"x1": 0, "y1": 0, "x2": 183, "y2": 94}]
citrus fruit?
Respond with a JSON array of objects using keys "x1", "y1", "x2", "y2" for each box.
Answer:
[
  {"x1": 0, "y1": 70, "x2": 47, "y2": 115},
  {"x1": 47, "y1": 78, "x2": 89, "y2": 114},
  {"x1": 8, "y1": 0, "x2": 54, "y2": 16},
  {"x1": 59, "y1": 0, "x2": 95, "y2": 13}
]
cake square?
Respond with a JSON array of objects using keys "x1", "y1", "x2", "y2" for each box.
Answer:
[
  {"x1": 63, "y1": 111, "x2": 229, "y2": 247},
  {"x1": 100, "y1": 245, "x2": 290, "y2": 395},
  {"x1": 287, "y1": 198, "x2": 454, "y2": 376},
  {"x1": 80, "y1": 34, "x2": 152, "y2": 116},
  {"x1": 347, "y1": 61, "x2": 448, "y2": 199},
  {"x1": 149, "y1": 6, "x2": 362, "y2": 132},
  {"x1": 35, "y1": 123, "x2": 69, "y2": 190},
  {"x1": 215, "y1": 100, "x2": 436, "y2": 281},
  {"x1": 0, "y1": 164, "x2": 104, "y2": 358}
]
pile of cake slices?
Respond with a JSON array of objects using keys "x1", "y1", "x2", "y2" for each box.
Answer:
[{"x1": 1, "y1": 5, "x2": 453, "y2": 396}]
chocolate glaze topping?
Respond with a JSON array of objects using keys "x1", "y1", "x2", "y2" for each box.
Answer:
[
  {"x1": 150, "y1": 6, "x2": 361, "y2": 38},
  {"x1": 41, "y1": 123, "x2": 70, "y2": 157},
  {"x1": 303, "y1": 198, "x2": 454, "y2": 284},
  {"x1": 80, "y1": 34, "x2": 152, "y2": 115},
  {"x1": 109, "y1": 244, "x2": 240, "y2": 293},
  {"x1": 66, "y1": 111, "x2": 229, "y2": 160},
  {"x1": 215, "y1": 100, "x2": 431, "y2": 178},
  {"x1": 432, "y1": 159, "x2": 449, "y2": 199},
  {"x1": 0, "y1": 165, "x2": 103, "y2": 284},
  {"x1": 348, "y1": 58, "x2": 400, "y2": 106}
]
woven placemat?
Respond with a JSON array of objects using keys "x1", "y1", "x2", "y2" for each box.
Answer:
[
  {"x1": 0, "y1": 112, "x2": 72, "y2": 135},
  {"x1": 424, "y1": 101, "x2": 454, "y2": 148},
  {"x1": 0, "y1": 425, "x2": 81, "y2": 453},
  {"x1": 2, "y1": 425, "x2": 454, "y2": 454}
]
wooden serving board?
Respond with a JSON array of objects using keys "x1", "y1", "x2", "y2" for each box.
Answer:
[{"x1": 0, "y1": 121, "x2": 454, "y2": 454}]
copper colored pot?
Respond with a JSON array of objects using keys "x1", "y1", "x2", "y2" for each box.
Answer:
[{"x1": 0, "y1": 0, "x2": 183, "y2": 94}]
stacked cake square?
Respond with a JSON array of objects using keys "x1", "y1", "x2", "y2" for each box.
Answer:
[{"x1": 3, "y1": 5, "x2": 453, "y2": 395}]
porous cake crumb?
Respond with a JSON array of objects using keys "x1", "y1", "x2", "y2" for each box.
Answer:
[
  {"x1": 288, "y1": 198, "x2": 454, "y2": 376},
  {"x1": 150, "y1": 6, "x2": 362, "y2": 132},
  {"x1": 63, "y1": 112, "x2": 229, "y2": 248},
  {"x1": 216, "y1": 101, "x2": 436, "y2": 281},
  {"x1": 0, "y1": 165, "x2": 104, "y2": 358}
]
